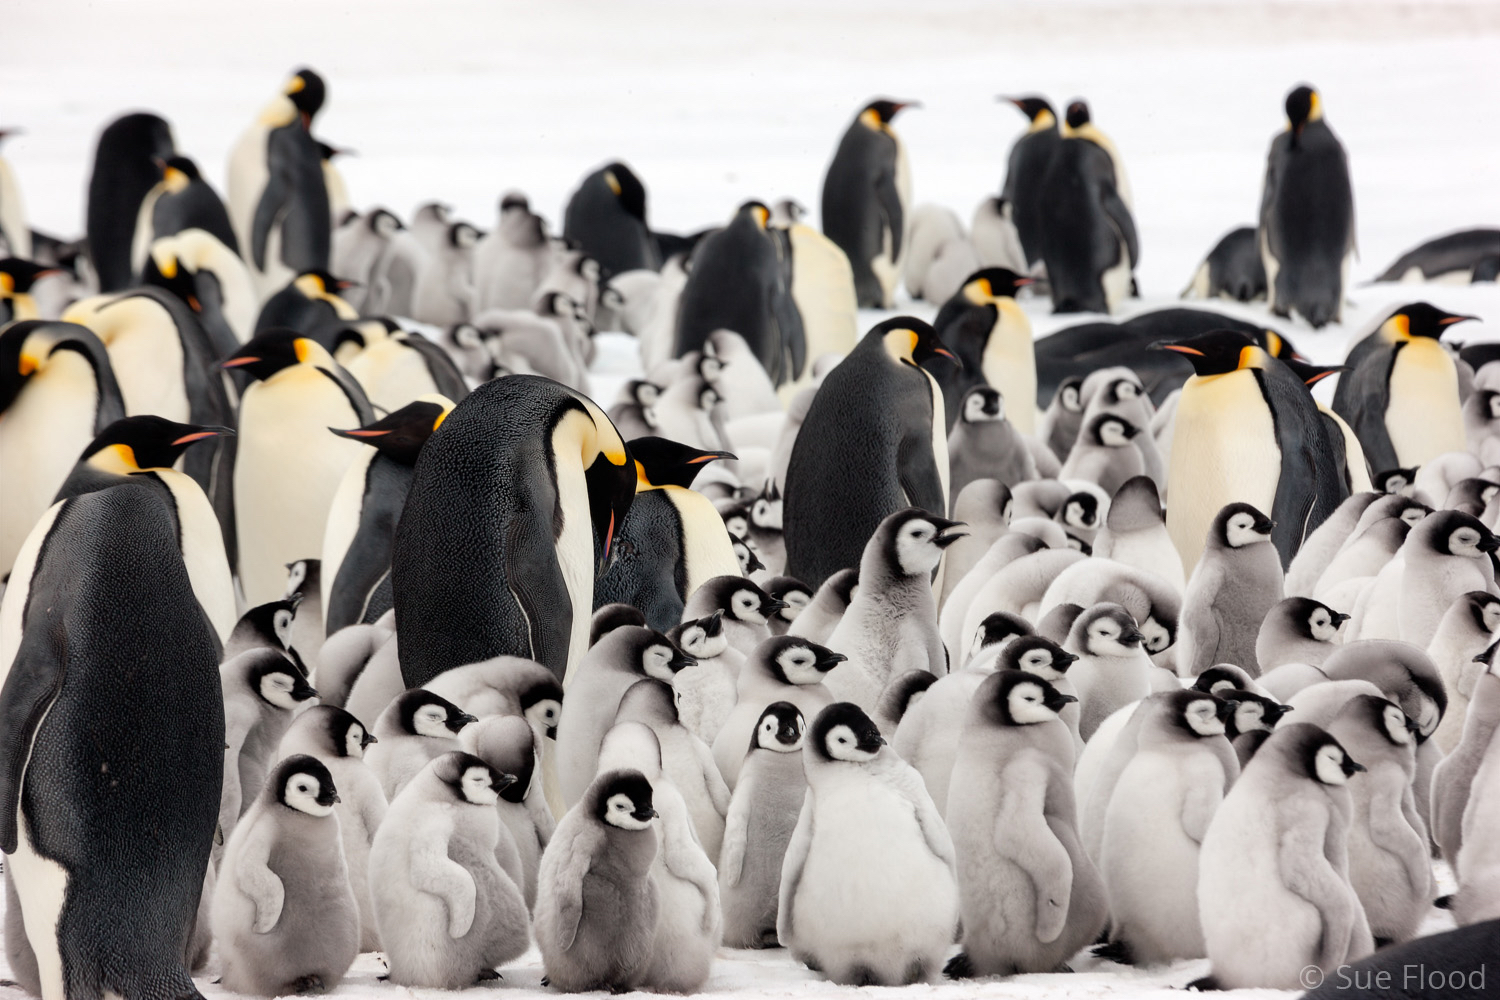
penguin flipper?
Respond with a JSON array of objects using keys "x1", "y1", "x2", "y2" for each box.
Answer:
[
  {"x1": 400, "y1": 331, "x2": 469, "y2": 403},
  {"x1": 1259, "y1": 366, "x2": 1347, "y2": 564},
  {"x1": 718, "y1": 778, "x2": 753, "y2": 887},
  {"x1": 1334, "y1": 349, "x2": 1398, "y2": 475},
  {"x1": 0, "y1": 634, "x2": 67, "y2": 854},
  {"x1": 897, "y1": 429, "x2": 946, "y2": 518},
  {"x1": 250, "y1": 170, "x2": 290, "y2": 272},
  {"x1": 1277, "y1": 797, "x2": 1365, "y2": 969},
  {"x1": 775, "y1": 789, "x2": 815, "y2": 946},
  {"x1": 874, "y1": 166, "x2": 905, "y2": 262},
  {"x1": 1099, "y1": 184, "x2": 1139, "y2": 269},
  {"x1": 503, "y1": 518, "x2": 575, "y2": 679},
  {"x1": 315, "y1": 366, "x2": 377, "y2": 426},
  {"x1": 547, "y1": 824, "x2": 601, "y2": 951},
  {"x1": 992, "y1": 760, "x2": 1073, "y2": 943}
]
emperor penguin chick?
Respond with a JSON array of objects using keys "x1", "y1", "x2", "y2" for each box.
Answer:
[
  {"x1": 1059, "y1": 413, "x2": 1146, "y2": 498},
  {"x1": 1430, "y1": 591, "x2": 1500, "y2": 752},
  {"x1": 1092, "y1": 476, "x2": 1185, "y2": 594},
  {"x1": 220, "y1": 648, "x2": 319, "y2": 841},
  {"x1": 1256, "y1": 596, "x2": 1348, "y2": 672},
  {"x1": 370, "y1": 753, "x2": 530, "y2": 987},
  {"x1": 212, "y1": 755, "x2": 359, "y2": 996},
  {"x1": 1065, "y1": 604, "x2": 1154, "y2": 740},
  {"x1": 667, "y1": 611, "x2": 741, "y2": 745},
  {"x1": 944, "y1": 670, "x2": 1105, "y2": 978},
  {"x1": 719, "y1": 702, "x2": 809, "y2": 948},
  {"x1": 824, "y1": 507, "x2": 964, "y2": 713},
  {"x1": 1177, "y1": 502, "x2": 1284, "y2": 677},
  {"x1": 1194, "y1": 724, "x2": 1373, "y2": 990},
  {"x1": 1326, "y1": 694, "x2": 1431, "y2": 945},
  {"x1": 460, "y1": 714, "x2": 556, "y2": 908},
  {"x1": 778, "y1": 703, "x2": 959, "y2": 986},
  {"x1": 535, "y1": 769, "x2": 661, "y2": 992},
  {"x1": 712, "y1": 635, "x2": 844, "y2": 787},
  {"x1": 946, "y1": 386, "x2": 1037, "y2": 504},
  {"x1": 275, "y1": 706, "x2": 386, "y2": 952},
  {"x1": 365, "y1": 689, "x2": 477, "y2": 801},
  {"x1": 1099, "y1": 691, "x2": 1238, "y2": 965},
  {"x1": 683, "y1": 576, "x2": 786, "y2": 659}
]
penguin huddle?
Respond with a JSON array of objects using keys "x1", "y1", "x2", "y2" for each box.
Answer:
[{"x1": 2, "y1": 65, "x2": 1499, "y2": 1000}]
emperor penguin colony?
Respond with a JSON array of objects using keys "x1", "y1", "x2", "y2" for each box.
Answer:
[{"x1": 3, "y1": 20, "x2": 1500, "y2": 1000}]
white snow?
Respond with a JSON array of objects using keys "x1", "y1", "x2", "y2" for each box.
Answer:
[{"x1": 3, "y1": 0, "x2": 1498, "y2": 997}]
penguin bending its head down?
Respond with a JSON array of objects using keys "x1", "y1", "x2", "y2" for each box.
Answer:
[
  {"x1": 564, "y1": 161, "x2": 661, "y2": 277},
  {"x1": 392, "y1": 375, "x2": 636, "y2": 688},
  {"x1": 997, "y1": 96, "x2": 1060, "y2": 272},
  {"x1": 85, "y1": 112, "x2": 175, "y2": 292},
  {"x1": 821, "y1": 99, "x2": 917, "y2": 308},
  {"x1": 1159, "y1": 329, "x2": 1348, "y2": 572}
]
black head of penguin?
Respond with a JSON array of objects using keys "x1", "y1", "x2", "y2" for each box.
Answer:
[
  {"x1": 330, "y1": 398, "x2": 447, "y2": 466},
  {"x1": 309, "y1": 705, "x2": 378, "y2": 758},
  {"x1": 872, "y1": 315, "x2": 961, "y2": 373},
  {"x1": 602, "y1": 163, "x2": 648, "y2": 221},
  {"x1": 284, "y1": 68, "x2": 327, "y2": 125},
  {"x1": 861, "y1": 99, "x2": 918, "y2": 128},
  {"x1": 1162, "y1": 689, "x2": 1233, "y2": 738},
  {"x1": 1422, "y1": 508, "x2": 1499, "y2": 557},
  {"x1": 235, "y1": 597, "x2": 300, "y2": 651},
  {"x1": 246, "y1": 649, "x2": 318, "y2": 706},
  {"x1": 1154, "y1": 329, "x2": 1258, "y2": 376},
  {"x1": 1283, "y1": 84, "x2": 1320, "y2": 146},
  {"x1": 628, "y1": 435, "x2": 736, "y2": 489},
  {"x1": 1000, "y1": 635, "x2": 1077, "y2": 674},
  {"x1": 519, "y1": 675, "x2": 565, "y2": 739},
  {"x1": 222, "y1": 327, "x2": 317, "y2": 381},
  {"x1": 874, "y1": 507, "x2": 967, "y2": 579},
  {"x1": 1208, "y1": 502, "x2": 1276, "y2": 550},
  {"x1": 86, "y1": 112, "x2": 175, "y2": 292},
  {"x1": 0, "y1": 258, "x2": 61, "y2": 294},
  {"x1": 272, "y1": 754, "x2": 339, "y2": 811},
  {"x1": 1064, "y1": 100, "x2": 1091, "y2": 129},
  {"x1": 331, "y1": 316, "x2": 400, "y2": 354},
  {"x1": 1463, "y1": 592, "x2": 1500, "y2": 633},
  {"x1": 1372, "y1": 467, "x2": 1418, "y2": 495},
  {"x1": 697, "y1": 576, "x2": 786, "y2": 624},
  {"x1": 751, "y1": 701, "x2": 806, "y2": 753},
  {"x1": 1218, "y1": 691, "x2": 1293, "y2": 737},
  {"x1": 1059, "y1": 491, "x2": 1102, "y2": 532},
  {"x1": 808, "y1": 702, "x2": 885, "y2": 761},
  {"x1": 978, "y1": 669, "x2": 1076, "y2": 727},
  {"x1": 1271, "y1": 722, "x2": 1365, "y2": 784},
  {"x1": 395, "y1": 689, "x2": 476, "y2": 736},
  {"x1": 590, "y1": 603, "x2": 647, "y2": 646},
  {"x1": 1085, "y1": 412, "x2": 1138, "y2": 446},
  {"x1": 1002, "y1": 95, "x2": 1057, "y2": 125},
  {"x1": 448, "y1": 221, "x2": 482, "y2": 249},
  {"x1": 974, "y1": 611, "x2": 1033, "y2": 652},
  {"x1": 81, "y1": 415, "x2": 230, "y2": 471},
  {"x1": 765, "y1": 576, "x2": 812, "y2": 623},
  {"x1": 613, "y1": 625, "x2": 696, "y2": 678},
  {"x1": 432, "y1": 751, "x2": 516, "y2": 803},
  {"x1": 157, "y1": 154, "x2": 202, "y2": 191},
  {"x1": 1275, "y1": 596, "x2": 1349, "y2": 641},
  {"x1": 1384, "y1": 302, "x2": 1478, "y2": 341},
  {"x1": 364, "y1": 208, "x2": 404, "y2": 239},
  {"x1": 758, "y1": 635, "x2": 846, "y2": 685},
  {"x1": 962, "y1": 267, "x2": 1032, "y2": 302},
  {"x1": 592, "y1": 769, "x2": 657, "y2": 827},
  {"x1": 1446, "y1": 478, "x2": 1500, "y2": 518},
  {"x1": 0, "y1": 320, "x2": 122, "y2": 418}
]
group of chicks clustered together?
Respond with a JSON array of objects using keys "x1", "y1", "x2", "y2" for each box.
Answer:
[{"x1": 1, "y1": 63, "x2": 1499, "y2": 1000}]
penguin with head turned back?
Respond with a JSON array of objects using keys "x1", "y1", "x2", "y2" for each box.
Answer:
[
  {"x1": 997, "y1": 96, "x2": 1060, "y2": 273},
  {"x1": 0, "y1": 483, "x2": 222, "y2": 1000},
  {"x1": 564, "y1": 161, "x2": 661, "y2": 276},
  {"x1": 1259, "y1": 84, "x2": 1355, "y2": 328},
  {"x1": 1159, "y1": 329, "x2": 1348, "y2": 572},
  {"x1": 227, "y1": 68, "x2": 331, "y2": 298},
  {"x1": 783, "y1": 317, "x2": 957, "y2": 588},
  {"x1": 322, "y1": 395, "x2": 453, "y2": 634},
  {"x1": 1039, "y1": 100, "x2": 1138, "y2": 314},
  {"x1": 392, "y1": 375, "x2": 636, "y2": 688},
  {"x1": 1332, "y1": 302, "x2": 1477, "y2": 473},
  {"x1": 821, "y1": 98, "x2": 917, "y2": 308},
  {"x1": 130, "y1": 154, "x2": 239, "y2": 277},
  {"x1": 85, "y1": 112, "x2": 175, "y2": 292},
  {"x1": 931, "y1": 267, "x2": 1036, "y2": 432}
]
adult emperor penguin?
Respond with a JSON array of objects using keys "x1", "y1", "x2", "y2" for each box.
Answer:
[
  {"x1": 767, "y1": 199, "x2": 860, "y2": 393},
  {"x1": 821, "y1": 98, "x2": 917, "y2": 308},
  {"x1": 1259, "y1": 84, "x2": 1356, "y2": 328},
  {"x1": 85, "y1": 111, "x2": 175, "y2": 291},
  {"x1": 944, "y1": 670, "x2": 1105, "y2": 978},
  {"x1": 931, "y1": 267, "x2": 1036, "y2": 432},
  {"x1": 1182, "y1": 226, "x2": 1267, "y2": 302},
  {"x1": 392, "y1": 375, "x2": 636, "y2": 687},
  {"x1": 0, "y1": 130, "x2": 29, "y2": 258},
  {"x1": 211, "y1": 755, "x2": 360, "y2": 996},
  {"x1": 370, "y1": 752, "x2": 532, "y2": 988},
  {"x1": 54, "y1": 416, "x2": 236, "y2": 641},
  {"x1": 0, "y1": 320, "x2": 126, "y2": 578},
  {"x1": 223, "y1": 329, "x2": 373, "y2": 605},
  {"x1": 130, "y1": 155, "x2": 239, "y2": 276},
  {"x1": 1178, "y1": 502, "x2": 1284, "y2": 677},
  {"x1": 0, "y1": 258, "x2": 55, "y2": 324},
  {"x1": 1194, "y1": 723, "x2": 1373, "y2": 990},
  {"x1": 593, "y1": 436, "x2": 741, "y2": 631},
  {"x1": 1332, "y1": 302, "x2": 1477, "y2": 473},
  {"x1": 534, "y1": 769, "x2": 661, "y2": 993},
  {"x1": 779, "y1": 702, "x2": 959, "y2": 985},
  {"x1": 719, "y1": 701, "x2": 808, "y2": 948},
  {"x1": 997, "y1": 96, "x2": 1060, "y2": 272},
  {"x1": 783, "y1": 317, "x2": 956, "y2": 588},
  {"x1": 1375, "y1": 227, "x2": 1500, "y2": 284},
  {"x1": 254, "y1": 270, "x2": 358, "y2": 342},
  {"x1": 564, "y1": 161, "x2": 661, "y2": 276},
  {"x1": 322, "y1": 396, "x2": 452, "y2": 634},
  {"x1": 1159, "y1": 329, "x2": 1348, "y2": 572},
  {"x1": 1038, "y1": 100, "x2": 1138, "y2": 314},
  {"x1": 0, "y1": 484, "x2": 222, "y2": 1000},
  {"x1": 227, "y1": 68, "x2": 331, "y2": 298},
  {"x1": 144, "y1": 228, "x2": 258, "y2": 353}
]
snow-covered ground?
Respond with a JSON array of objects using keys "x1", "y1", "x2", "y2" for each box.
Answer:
[{"x1": 3, "y1": 1, "x2": 1498, "y2": 997}]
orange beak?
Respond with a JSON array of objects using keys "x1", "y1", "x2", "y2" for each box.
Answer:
[
  {"x1": 222, "y1": 356, "x2": 259, "y2": 368},
  {"x1": 1159, "y1": 345, "x2": 1205, "y2": 356},
  {"x1": 341, "y1": 429, "x2": 391, "y2": 438},
  {"x1": 170, "y1": 430, "x2": 222, "y2": 446}
]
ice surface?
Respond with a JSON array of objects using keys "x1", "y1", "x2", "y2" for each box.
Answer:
[{"x1": 2, "y1": 1, "x2": 1496, "y2": 997}]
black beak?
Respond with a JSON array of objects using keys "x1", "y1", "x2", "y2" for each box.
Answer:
[
  {"x1": 817, "y1": 651, "x2": 849, "y2": 672},
  {"x1": 1057, "y1": 651, "x2": 1079, "y2": 669},
  {"x1": 450, "y1": 711, "x2": 478, "y2": 731},
  {"x1": 1120, "y1": 628, "x2": 1145, "y2": 646},
  {"x1": 1479, "y1": 534, "x2": 1499, "y2": 554},
  {"x1": 778, "y1": 725, "x2": 801, "y2": 744},
  {"x1": 672, "y1": 651, "x2": 698, "y2": 670},
  {"x1": 545, "y1": 725, "x2": 558, "y2": 740},
  {"x1": 361, "y1": 733, "x2": 378, "y2": 748},
  {"x1": 1255, "y1": 516, "x2": 1276, "y2": 534},
  {"x1": 1331, "y1": 612, "x2": 1351, "y2": 625},
  {"x1": 1344, "y1": 758, "x2": 1366, "y2": 775},
  {"x1": 292, "y1": 679, "x2": 318, "y2": 701},
  {"x1": 762, "y1": 598, "x2": 789, "y2": 617},
  {"x1": 493, "y1": 772, "x2": 518, "y2": 792},
  {"x1": 632, "y1": 808, "x2": 658, "y2": 822}
]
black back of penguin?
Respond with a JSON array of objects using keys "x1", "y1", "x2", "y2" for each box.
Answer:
[
  {"x1": 999, "y1": 96, "x2": 1060, "y2": 269},
  {"x1": 151, "y1": 155, "x2": 240, "y2": 255},
  {"x1": 392, "y1": 375, "x2": 634, "y2": 687},
  {"x1": 86, "y1": 112, "x2": 174, "y2": 292},
  {"x1": 1038, "y1": 107, "x2": 1137, "y2": 314},
  {"x1": 563, "y1": 161, "x2": 662, "y2": 277},
  {"x1": 0, "y1": 483, "x2": 222, "y2": 1000},
  {"x1": 820, "y1": 99, "x2": 911, "y2": 308},
  {"x1": 250, "y1": 71, "x2": 331, "y2": 277},
  {"x1": 782, "y1": 317, "x2": 953, "y2": 588}
]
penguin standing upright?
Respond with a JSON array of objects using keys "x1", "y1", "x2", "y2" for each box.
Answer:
[
  {"x1": 0, "y1": 321, "x2": 126, "y2": 578},
  {"x1": 593, "y1": 436, "x2": 741, "y2": 631},
  {"x1": 1332, "y1": 302, "x2": 1477, "y2": 473},
  {"x1": 673, "y1": 201, "x2": 805, "y2": 386},
  {"x1": 143, "y1": 228, "x2": 257, "y2": 353},
  {"x1": 322, "y1": 396, "x2": 453, "y2": 634},
  {"x1": 996, "y1": 96, "x2": 1060, "y2": 273},
  {"x1": 227, "y1": 68, "x2": 331, "y2": 298},
  {"x1": 821, "y1": 99, "x2": 916, "y2": 308},
  {"x1": 0, "y1": 484, "x2": 222, "y2": 1000},
  {"x1": 0, "y1": 129, "x2": 30, "y2": 258},
  {"x1": 931, "y1": 268, "x2": 1036, "y2": 432},
  {"x1": 783, "y1": 317, "x2": 957, "y2": 588},
  {"x1": 1259, "y1": 84, "x2": 1356, "y2": 328},
  {"x1": 1160, "y1": 330, "x2": 1348, "y2": 572},
  {"x1": 223, "y1": 329, "x2": 373, "y2": 606},
  {"x1": 85, "y1": 112, "x2": 175, "y2": 292},
  {"x1": 1038, "y1": 101, "x2": 1138, "y2": 314},
  {"x1": 130, "y1": 155, "x2": 239, "y2": 276},
  {"x1": 767, "y1": 200, "x2": 859, "y2": 391},
  {"x1": 564, "y1": 161, "x2": 661, "y2": 276},
  {"x1": 393, "y1": 375, "x2": 636, "y2": 687}
]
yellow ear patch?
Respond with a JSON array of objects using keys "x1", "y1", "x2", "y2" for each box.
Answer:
[
  {"x1": 1265, "y1": 332, "x2": 1283, "y2": 357},
  {"x1": 432, "y1": 409, "x2": 449, "y2": 432},
  {"x1": 1389, "y1": 313, "x2": 1411, "y2": 340},
  {"x1": 285, "y1": 75, "x2": 306, "y2": 95},
  {"x1": 1237, "y1": 345, "x2": 1259, "y2": 371},
  {"x1": 18, "y1": 352, "x2": 38, "y2": 376},
  {"x1": 0, "y1": 273, "x2": 13, "y2": 294},
  {"x1": 293, "y1": 338, "x2": 311, "y2": 364},
  {"x1": 604, "y1": 171, "x2": 621, "y2": 196},
  {"x1": 753, "y1": 205, "x2": 769, "y2": 228}
]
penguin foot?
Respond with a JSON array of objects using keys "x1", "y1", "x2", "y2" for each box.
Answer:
[
  {"x1": 1374, "y1": 936, "x2": 1394, "y2": 950},
  {"x1": 475, "y1": 969, "x2": 501, "y2": 982},
  {"x1": 539, "y1": 977, "x2": 549, "y2": 988},
  {"x1": 0, "y1": 981, "x2": 19, "y2": 989},
  {"x1": 755, "y1": 928, "x2": 780, "y2": 949},
  {"x1": 376, "y1": 976, "x2": 390, "y2": 983},
  {"x1": 1435, "y1": 894, "x2": 1454, "y2": 909},
  {"x1": 943, "y1": 953, "x2": 975, "y2": 980},
  {"x1": 1091, "y1": 938, "x2": 1135, "y2": 965},
  {"x1": 609, "y1": 983, "x2": 632, "y2": 995},
  {"x1": 1186, "y1": 974, "x2": 1222, "y2": 991},
  {"x1": 289, "y1": 975, "x2": 325, "y2": 994},
  {"x1": 850, "y1": 966, "x2": 880, "y2": 987}
]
